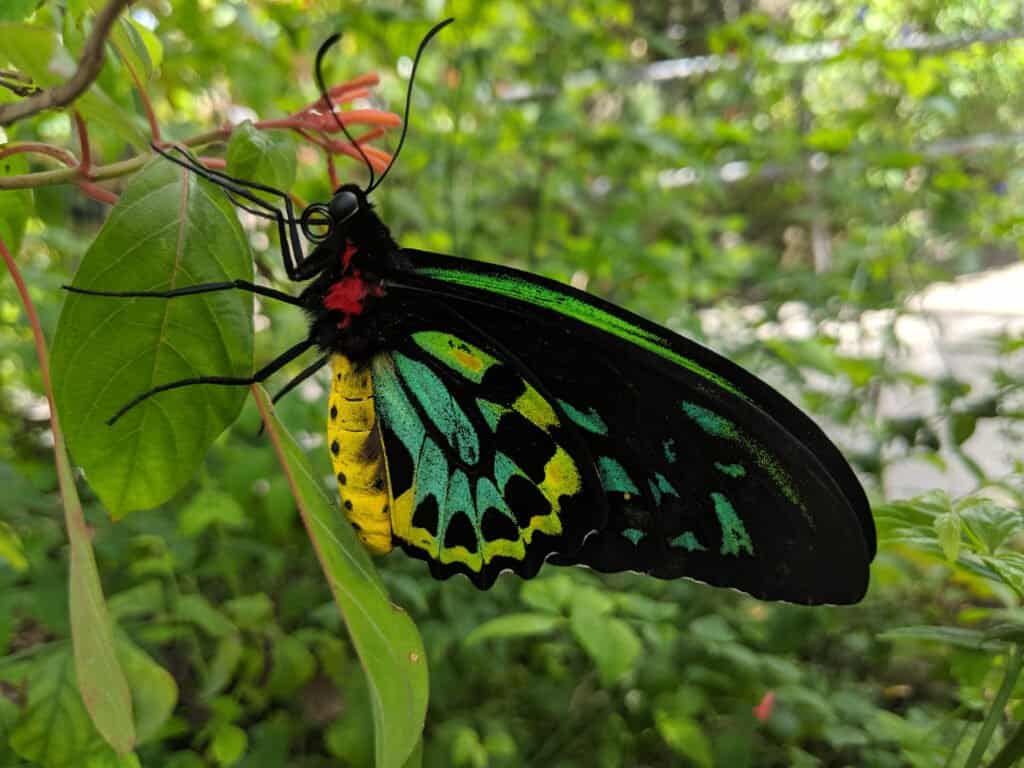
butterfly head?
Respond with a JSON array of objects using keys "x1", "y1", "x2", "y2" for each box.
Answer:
[{"x1": 296, "y1": 184, "x2": 370, "y2": 280}]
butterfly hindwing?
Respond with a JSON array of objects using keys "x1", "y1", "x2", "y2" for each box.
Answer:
[
  {"x1": 380, "y1": 250, "x2": 873, "y2": 604},
  {"x1": 371, "y1": 329, "x2": 605, "y2": 588}
]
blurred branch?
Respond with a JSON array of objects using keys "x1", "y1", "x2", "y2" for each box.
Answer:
[{"x1": 0, "y1": 0, "x2": 135, "y2": 126}]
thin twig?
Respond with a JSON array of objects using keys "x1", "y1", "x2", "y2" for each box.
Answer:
[{"x1": 0, "y1": 0, "x2": 136, "y2": 126}]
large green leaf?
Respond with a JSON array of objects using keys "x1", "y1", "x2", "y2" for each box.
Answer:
[
  {"x1": 226, "y1": 121, "x2": 297, "y2": 194},
  {"x1": 51, "y1": 159, "x2": 253, "y2": 516},
  {"x1": 254, "y1": 386, "x2": 428, "y2": 768}
]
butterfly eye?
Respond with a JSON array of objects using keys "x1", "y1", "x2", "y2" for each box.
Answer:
[{"x1": 301, "y1": 204, "x2": 333, "y2": 242}]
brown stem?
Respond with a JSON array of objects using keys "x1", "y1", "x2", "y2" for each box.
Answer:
[
  {"x1": 0, "y1": 0, "x2": 136, "y2": 126},
  {"x1": 72, "y1": 111, "x2": 92, "y2": 174}
]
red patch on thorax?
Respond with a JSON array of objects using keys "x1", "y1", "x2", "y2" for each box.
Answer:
[{"x1": 323, "y1": 241, "x2": 383, "y2": 326}]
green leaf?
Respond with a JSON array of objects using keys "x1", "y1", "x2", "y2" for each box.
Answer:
[
  {"x1": 959, "y1": 501, "x2": 1023, "y2": 554},
  {"x1": 116, "y1": 635, "x2": 177, "y2": 743},
  {"x1": 200, "y1": 635, "x2": 243, "y2": 700},
  {"x1": 935, "y1": 511, "x2": 961, "y2": 562},
  {"x1": 654, "y1": 711, "x2": 713, "y2": 767},
  {"x1": 224, "y1": 593, "x2": 274, "y2": 628},
  {"x1": 254, "y1": 386, "x2": 428, "y2": 768},
  {"x1": 0, "y1": 520, "x2": 28, "y2": 571},
  {"x1": 570, "y1": 606, "x2": 640, "y2": 687},
  {"x1": 8, "y1": 649, "x2": 132, "y2": 766},
  {"x1": 0, "y1": 153, "x2": 33, "y2": 258},
  {"x1": 176, "y1": 594, "x2": 237, "y2": 638},
  {"x1": 0, "y1": 0, "x2": 37, "y2": 22},
  {"x1": 464, "y1": 613, "x2": 565, "y2": 646},
  {"x1": 51, "y1": 159, "x2": 253, "y2": 516},
  {"x1": 179, "y1": 488, "x2": 247, "y2": 537},
  {"x1": 110, "y1": 18, "x2": 162, "y2": 80},
  {"x1": 0, "y1": 23, "x2": 64, "y2": 86},
  {"x1": 225, "y1": 122, "x2": 297, "y2": 194},
  {"x1": 879, "y1": 625, "x2": 1006, "y2": 651},
  {"x1": 208, "y1": 724, "x2": 247, "y2": 767}
]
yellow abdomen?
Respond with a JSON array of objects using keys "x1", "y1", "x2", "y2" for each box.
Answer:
[{"x1": 327, "y1": 355, "x2": 392, "y2": 554}]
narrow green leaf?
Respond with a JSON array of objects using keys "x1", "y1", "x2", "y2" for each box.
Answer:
[
  {"x1": 935, "y1": 511, "x2": 961, "y2": 562},
  {"x1": 464, "y1": 613, "x2": 565, "y2": 646},
  {"x1": 879, "y1": 625, "x2": 1005, "y2": 651},
  {"x1": 0, "y1": 520, "x2": 28, "y2": 571},
  {"x1": 0, "y1": 153, "x2": 33, "y2": 258},
  {"x1": 52, "y1": 159, "x2": 253, "y2": 516},
  {"x1": 200, "y1": 635, "x2": 243, "y2": 700},
  {"x1": 254, "y1": 386, "x2": 428, "y2": 768}
]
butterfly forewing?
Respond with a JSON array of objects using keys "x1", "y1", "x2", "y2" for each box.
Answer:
[{"x1": 378, "y1": 250, "x2": 873, "y2": 604}]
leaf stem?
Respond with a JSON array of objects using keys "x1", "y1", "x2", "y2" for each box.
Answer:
[{"x1": 965, "y1": 644, "x2": 1024, "y2": 768}]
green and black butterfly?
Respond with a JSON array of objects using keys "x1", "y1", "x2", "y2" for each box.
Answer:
[{"x1": 66, "y1": 20, "x2": 874, "y2": 605}]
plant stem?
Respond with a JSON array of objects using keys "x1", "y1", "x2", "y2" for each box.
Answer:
[
  {"x1": 986, "y1": 721, "x2": 1024, "y2": 768},
  {"x1": 965, "y1": 644, "x2": 1024, "y2": 768}
]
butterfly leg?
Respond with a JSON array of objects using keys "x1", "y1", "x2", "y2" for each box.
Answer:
[
  {"x1": 252, "y1": 354, "x2": 331, "y2": 436},
  {"x1": 108, "y1": 337, "x2": 314, "y2": 425},
  {"x1": 151, "y1": 143, "x2": 307, "y2": 281},
  {"x1": 64, "y1": 279, "x2": 303, "y2": 306}
]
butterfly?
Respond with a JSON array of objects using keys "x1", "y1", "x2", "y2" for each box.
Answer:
[{"x1": 66, "y1": 20, "x2": 874, "y2": 605}]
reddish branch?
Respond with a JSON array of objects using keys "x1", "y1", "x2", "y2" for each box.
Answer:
[{"x1": 0, "y1": 0, "x2": 136, "y2": 126}]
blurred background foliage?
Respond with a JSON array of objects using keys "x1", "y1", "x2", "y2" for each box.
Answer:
[{"x1": 2, "y1": 0, "x2": 1024, "y2": 766}]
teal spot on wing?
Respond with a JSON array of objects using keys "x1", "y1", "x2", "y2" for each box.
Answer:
[
  {"x1": 669, "y1": 531, "x2": 706, "y2": 551},
  {"x1": 715, "y1": 462, "x2": 746, "y2": 478},
  {"x1": 413, "y1": 438, "x2": 449, "y2": 553},
  {"x1": 648, "y1": 473, "x2": 680, "y2": 506},
  {"x1": 621, "y1": 528, "x2": 645, "y2": 545},
  {"x1": 663, "y1": 438, "x2": 678, "y2": 463},
  {"x1": 711, "y1": 492, "x2": 753, "y2": 556},
  {"x1": 476, "y1": 398, "x2": 504, "y2": 432},
  {"x1": 476, "y1": 477, "x2": 514, "y2": 521},
  {"x1": 682, "y1": 401, "x2": 802, "y2": 509},
  {"x1": 418, "y1": 267, "x2": 746, "y2": 399},
  {"x1": 557, "y1": 400, "x2": 608, "y2": 435},
  {"x1": 494, "y1": 452, "x2": 523, "y2": 493},
  {"x1": 373, "y1": 354, "x2": 425, "y2": 455},
  {"x1": 597, "y1": 457, "x2": 639, "y2": 495},
  {"x1": 440, "y1": 469, "x2": 476, "y2": 543},
  {"x1": 394, "y1": 352, "x2": 479, "y2": 465}
]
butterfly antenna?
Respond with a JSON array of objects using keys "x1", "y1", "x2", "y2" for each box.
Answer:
[
  {"x1": 366, "y1": 17, "x2": 454, "y2": 194},
  {"x1": 315, "y1": 33, "x2": 376, "y2": 192}
]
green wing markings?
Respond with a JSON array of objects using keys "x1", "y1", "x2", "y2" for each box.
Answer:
[
  {"x1": 715, "y1": 462, "x2": 746, "y2": 478},
  {"x1": 418, "y1": 267, "x2": 745, "y2": 400},
  {"x1": 682, "y1": 401, "x2": 802, "y2": 509},
  {"x1": 647, "y1": 472, "x2": 680, "y2": 507},
  {"x1": 621, "y1": 528, "x2": 645, "y2": 545},
  {"x1": 597, "y1": 456, "x2": 639, "y2": 495},
  {"x1": 669, "y1": 531, "x2": 706, "y2": 552},
  {"x1": 375, "y1": 342, "x2": 586, "y2": 580},
  {"x1": 411, "y1": 331, "x2": 497, "y2": 384},
  {"x1": 394, "y1": 352, "x2": 479, "y2": 465},
  {"x1": 662, "y1": 438, "x2": 678, "y2": 464},
  {"x1": 711, "y1": 492, "x2": 753, "y2": 556},
  {"x1": 557, "y1": 400, "x2": 609, "y2": 435}
]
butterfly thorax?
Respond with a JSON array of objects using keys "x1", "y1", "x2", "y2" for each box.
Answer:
[{"x1": 298, "y1": 202, "x2": 402, "y2": 360}]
